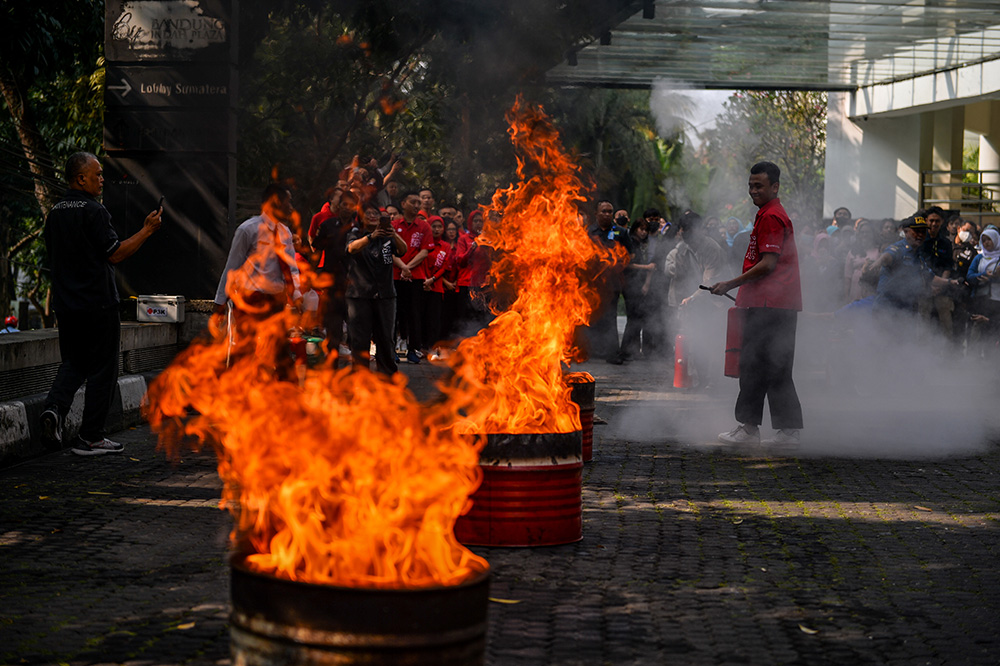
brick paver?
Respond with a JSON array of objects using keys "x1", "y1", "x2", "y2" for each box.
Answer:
[{"x1": 2, "y1": 359, "x2": 998, "y2": 665}]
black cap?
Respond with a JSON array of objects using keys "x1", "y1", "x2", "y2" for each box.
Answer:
[{"x1": 901, "y1": 215, "x2": 929, "y2": 231}]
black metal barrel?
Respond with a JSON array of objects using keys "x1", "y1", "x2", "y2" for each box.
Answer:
[{"x1": 230, "y1": 558, "x2": 490, "y2": 665}]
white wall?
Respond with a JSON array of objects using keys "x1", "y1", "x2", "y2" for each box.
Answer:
[{"x1": 824, "y1": 92, "x2": 921, "y2": 220}]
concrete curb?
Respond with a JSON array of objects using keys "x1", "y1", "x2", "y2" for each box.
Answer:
[{"x1": 0, "y1": 373, "x2": 155, "y2": 467}]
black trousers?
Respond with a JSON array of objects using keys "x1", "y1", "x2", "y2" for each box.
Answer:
[
  {"x1": 620, "y1": 280, "x2": 646, "y2": 357},
  {"x1": 347, "y1": 297, "x2": 398, "y2": 375},
  {"x1": 735, "y1": 307, "x2": 803, "y2": 430},
  {"x1": 46, "y1": 306, "x2": 120, "y2": 442},
  {"x1": 322, "y1": 287, "x2": 347, "y2": 349},
  {"x1": 394, "y1": 280, "x2": 424, "y2": 350},
  {"x1": 589, "y1": 286, "x2": 622, "y2": 360},
  {"x1": 423, "y1": 291, "x2": 443, "y2": 350}
]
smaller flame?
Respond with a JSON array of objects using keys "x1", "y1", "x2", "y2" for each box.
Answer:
[{"x1": 440, "y1": 98, "x2": 625, "y2": 436}]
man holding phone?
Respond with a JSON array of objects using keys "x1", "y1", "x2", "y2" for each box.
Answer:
[
  {"x1": 39, "y1": 152, "x2": 164, "y2": 455},
  {"x1": 345, "y1": 203, "x2": 406, "y2": 374}
]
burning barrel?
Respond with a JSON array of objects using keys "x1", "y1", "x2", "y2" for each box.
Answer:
[
  {"x1": 230, "y1": 558, "x2": 490, "y2": 665},
  {"x1": 454, "y1": 431, "x2": 583, "y2": 547},
  {"x1": 565, "y1": 372, "x2": 596, "y2": 462}
]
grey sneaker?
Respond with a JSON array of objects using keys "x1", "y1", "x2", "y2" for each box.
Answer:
[
  {"x1": 40, "y1": 408, "x2": 63, "y2": 444},
  {"x1": 718, "y1": 423, "x2": 760, "y2": 445},
  {"x1": 767, "y1": 429, "x2": 801, "y2": 446},
  {"x1": 70, "y1": 437, "x2": 125, "y2": 456}
]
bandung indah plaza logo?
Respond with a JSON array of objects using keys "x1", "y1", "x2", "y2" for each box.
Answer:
[{"x1": 111, "y1": 0, "x2": 226, "y2": 54}]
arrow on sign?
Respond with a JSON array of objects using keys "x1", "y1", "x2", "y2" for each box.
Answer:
[{"x1": 107, "y1": 78, "x2": 133, "y2": 98}]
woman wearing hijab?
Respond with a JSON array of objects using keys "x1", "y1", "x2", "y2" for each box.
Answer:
[{"x1": 964, "y1": 228, "x2": 1000, "y2": 356}]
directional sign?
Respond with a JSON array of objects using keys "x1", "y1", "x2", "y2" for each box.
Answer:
[
  {"x1": 105, "y1": 65, "x2": 233, "y2": 108},
  {"x1": 107, "y1": 79, "x2": 134, "y2": 98}
]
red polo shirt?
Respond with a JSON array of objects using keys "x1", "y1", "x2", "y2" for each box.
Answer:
[
  {"x1": 736, "y1": 197, "x2": 802, "y2": 311},
  {"x1": 393, "y1": 216, "x2": 434, "y2": 280}
]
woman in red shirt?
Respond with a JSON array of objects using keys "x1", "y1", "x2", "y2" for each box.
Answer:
[
  {"x1": 422, "y1": 216, "x2": 453, "y2": 359},
  {"x1": 440, "y1": 219, "x2": 462, "y2": 341}
]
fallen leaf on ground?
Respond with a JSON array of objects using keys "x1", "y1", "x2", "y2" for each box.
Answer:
[
  {"x1": 914, "y1": 505, "x2": 932, "y2": 512},
  {"x1": 87, "y1": 491, "x2": 111, "y2": 495},
  {"x1": 177, "y1": 622, "x2": 195, "y2": 630},
  {"x1": 798, "y1": 624, "x2": 819, "y2": 635},
  {"x1": 489, "y1": 598, "x2": 522, "y2": 604}
]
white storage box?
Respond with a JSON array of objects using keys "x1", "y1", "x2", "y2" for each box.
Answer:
[{"x1": 137, "y1": 295, "x2": 186, "y2": 323}]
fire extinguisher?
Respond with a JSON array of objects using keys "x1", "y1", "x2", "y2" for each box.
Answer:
[
  {"x1": 725, "y1": 307, "x2": 746, "y2": 378},
  {"x1": 673, "y1": 334, "x2": 691, "y2": 388}
]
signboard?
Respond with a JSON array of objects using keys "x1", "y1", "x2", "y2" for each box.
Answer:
[
  {"x1": 105, "y1": 0, "x2": 238, "y2": 299},
  {"x1": 105, "y1": 64, "x2": 234, "y2": 108},
  {"x1": 106, "y1": 0, "x2": 234, "y2": 63}
]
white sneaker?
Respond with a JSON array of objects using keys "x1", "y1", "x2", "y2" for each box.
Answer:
[
  {"x1": 718, "y1": 424, "x2": 760, "y2": 445},
  {"x1": 71, "y1": 437, "x2": 125, "y2": 456},
  {"x1": 767, "y1": 429, "x2": 800, "y2": 446}
]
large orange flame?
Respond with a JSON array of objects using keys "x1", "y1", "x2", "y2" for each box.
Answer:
[
  {"x1": 441, "y1": 98, "x2": 626, "y2": 435},
  {"x1": 146, "y1": 225, "x2": 486, "y2": 589}
]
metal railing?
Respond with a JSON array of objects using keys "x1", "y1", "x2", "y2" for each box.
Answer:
[{"x1": 921, "y1": 170, "x2": 1000, "y2": 223}]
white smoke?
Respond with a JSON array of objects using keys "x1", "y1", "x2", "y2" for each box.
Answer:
[{"x1": 602, "y1": 288, "x2": 999, "y2": 460}]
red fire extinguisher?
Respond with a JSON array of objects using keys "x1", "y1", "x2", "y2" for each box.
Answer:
[
  {"x1": 724, "y1": 307, "x2": 745, "y2": 378},
  {"x1": 673, "y1": 334, "x2": 691, "y2": 388}
]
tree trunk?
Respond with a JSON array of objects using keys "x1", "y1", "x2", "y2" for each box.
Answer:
[
  {"x1": 0, "y1": 66, "x2": 60, "y2": 215},
  {"x1": 0, "y1": 212, "x2": 11, "y2": 319}
]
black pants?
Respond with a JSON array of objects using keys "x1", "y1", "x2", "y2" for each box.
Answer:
[
  {"x1": 394, "y1": 280, "x2": 424, "y2": 350},
  {"x1": 735, "y1": 307, "x2": 803, "y2": 430},
  {"x1": 442, "y1": 290, "x2": 462, "y2": 340},
  {"x1": 423, "y1": 291, "x2": 443, "y2": 350},
  {"x1": 620, "y1": 280, "x2": 646, "y2": 357},
  {"x1": 46, "y1": 306, "x2": 121, "y2": 442},
  {"x1": 347, "y1": 297, "x2": 398, "y2": 375},
  {"x1": 322, "y1": 287, "x2": 347, "y2": 350},
  {"x1": 589, "y1": 285, "x2": 622, "y2": 360}
]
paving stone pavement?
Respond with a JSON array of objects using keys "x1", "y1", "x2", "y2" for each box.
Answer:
[{"x1": 2, "y1": 358, "x2": 999, "y2": 665}]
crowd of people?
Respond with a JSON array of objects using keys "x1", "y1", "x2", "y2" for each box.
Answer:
[
  {"x1": 212, "y1": 154, "x2": 1000, "y2": 379},
  {"x1": 214, "y1": 158, "x2": 495, "y2": 374},
  {"x1": 580, "y1": 201, "x2": 1000, "y2": 371}
]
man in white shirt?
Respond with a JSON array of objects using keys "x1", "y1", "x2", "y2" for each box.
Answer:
[{"x1": 214, "y1": 184, "x2": 302, "y2": 318}]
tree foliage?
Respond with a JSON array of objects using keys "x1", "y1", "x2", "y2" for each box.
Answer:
[
  {"x1": 0, "y1": 0, "x2": 104, "y2": 324},
  {"x1": 542, "y1": 88, "x2": 664, "y2": 217},
  {"x1": 237, "y1": 1, "x2": 668, "y2": 218},
  {"x1": 705, "y1": 90, "x2": 827, "y2": 223}
]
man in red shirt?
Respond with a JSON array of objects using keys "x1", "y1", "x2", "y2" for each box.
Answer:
[
  {"x1": 710, "y1": 161, "x2": 803, "y2": 446},
  {"x1": 393, "y1": 191, "x2": 434, "y2": 363}
]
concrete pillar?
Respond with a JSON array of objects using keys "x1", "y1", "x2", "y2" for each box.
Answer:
[
  {"x1": 927, "y1": 107, "x2": 965, "y2": 212},
  {"x1": 979, "y1": 103, "x2": 1000, "y2": 219}
]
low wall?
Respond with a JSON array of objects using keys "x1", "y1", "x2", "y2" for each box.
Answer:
[{"x1": 0, "y1": 310, "x2": 212, "y2": 467}]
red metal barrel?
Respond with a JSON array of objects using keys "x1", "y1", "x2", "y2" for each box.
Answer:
[
  {"x1": 454, "y1": 432, "x2": 583, "y2": 547},
  {"x1": 725, "y1": 307, "x2": 745, "y2": 378},
  {"x1": 229, "y1": 558, "x2": 490, "y2": 665},
  {"x1": 566, "y1": 374, "x2": 596, "y2": 462}
]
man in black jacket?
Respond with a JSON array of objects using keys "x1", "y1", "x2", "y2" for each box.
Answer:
[{"x1": 345, "y1": 203, "x2": 406, "y2": 374}]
